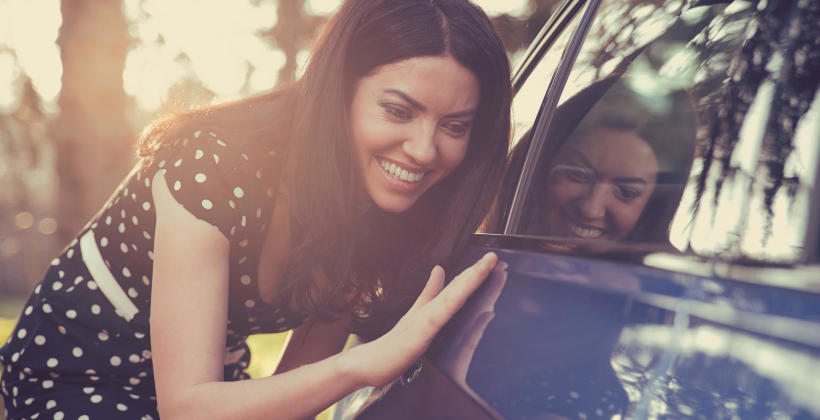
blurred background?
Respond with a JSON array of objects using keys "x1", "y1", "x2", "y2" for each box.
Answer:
[{"x1": 0, "y1": 0, "x2": 560, "y2": 416}]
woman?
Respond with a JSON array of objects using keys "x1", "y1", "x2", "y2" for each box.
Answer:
[{"x1": 0, "y1": 0, "x2": 511, "y2": 418}]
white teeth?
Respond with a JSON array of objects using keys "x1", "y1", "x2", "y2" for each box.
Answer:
[
  {"x1": 379, "y1": 159, "x2": 424, "y2": 183},
  {"x1": 568, "y1": 222, "x2": 604, "y2": 239}
]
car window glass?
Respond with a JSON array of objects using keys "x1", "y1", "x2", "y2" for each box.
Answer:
[
  {"x1": 511, "y1": 10, "x2": 585, "y2": 149},
  {"x1": 511, "y1": 0, "x2": 819, "y2": 263}
]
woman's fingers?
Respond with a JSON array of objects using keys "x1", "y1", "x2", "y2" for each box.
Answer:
[
  {"x1": 427, "y1": 252, "x2": 498, "y2": 326},
  {"x1": 410, "y1": 265, "x2": 446, "y2": 312}
]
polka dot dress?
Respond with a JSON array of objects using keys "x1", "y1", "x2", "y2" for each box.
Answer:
[{"x1": 0, "y1": 128, "x2": 305, "y2": 419}]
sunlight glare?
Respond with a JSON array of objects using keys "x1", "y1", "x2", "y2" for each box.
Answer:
[
  {"x1": 124, "y1": 0, "x2": 280, "y2": 110},
  {"x1": 0, "y1": 0, "x2": 62, "y2": 109}
]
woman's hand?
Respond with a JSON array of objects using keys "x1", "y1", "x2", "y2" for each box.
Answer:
[{"x1": 344, "y1": 252, "x2": 499, "y2": 387}]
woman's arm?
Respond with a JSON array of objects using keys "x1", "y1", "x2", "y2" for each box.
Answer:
[{"x1": 150, "y1": 170, "x2": 498, "y2": 420}]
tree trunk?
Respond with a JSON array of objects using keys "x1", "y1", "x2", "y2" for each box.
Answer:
[{"x1": 51, "y1": 0, "x2": 134, "y2": 245}]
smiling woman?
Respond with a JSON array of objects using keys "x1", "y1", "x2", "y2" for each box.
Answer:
[{"x1": 0, "y1": 1, "x2": 511, "y2": 419}]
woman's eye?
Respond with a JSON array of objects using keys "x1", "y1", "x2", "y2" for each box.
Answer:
[
  {"x1": 614, "y1": 185, "x2": 642, "y2": 201},
  {"x1": 382, "y1": 104, "x2": 412, "y2": 120},
  {"x1": 441, "y1": 121, "x2": 471, "y2": 137},
  {"x1": 555, "y1": 165, "x2": 594, "y2": 183}
]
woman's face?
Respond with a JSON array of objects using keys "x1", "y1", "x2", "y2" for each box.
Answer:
[
  {"x1": 541, "y1": 127, "x2": 658, "y2": 242},
  {"x1": 350, "y1": 55, "x2": 480, "y2": 213}
]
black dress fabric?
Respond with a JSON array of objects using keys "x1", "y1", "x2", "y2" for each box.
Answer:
[{"x1": 0, "y1": 128, "x2": 306, "y2": 420}]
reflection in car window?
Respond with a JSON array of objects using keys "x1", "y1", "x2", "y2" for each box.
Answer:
[{"x1": 508, "y1": 0, "x2": 818, "y2": 263}]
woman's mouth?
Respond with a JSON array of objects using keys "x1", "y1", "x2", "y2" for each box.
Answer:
[
  {"x1": 567, "y1": 221, "x2": 605, "y2": 239},
  {"x1": 377, "y1": 158, "x2": 425, "y2": 183}
]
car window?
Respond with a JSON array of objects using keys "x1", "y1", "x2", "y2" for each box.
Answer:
[
  {"x1": 511, "y1": 7, "x2": 585, "y2": 149},
  {"x1": 508, "y1": 0, "x2": 819, "y2": 263}
]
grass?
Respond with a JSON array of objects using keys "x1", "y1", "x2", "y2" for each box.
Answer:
[{"x1": 0, "y1": 298, "x2": 334, "y2": 420}]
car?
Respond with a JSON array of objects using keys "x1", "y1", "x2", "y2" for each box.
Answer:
[{"x1": 334, "y1": 0, "x2": 820, "y2": 418}]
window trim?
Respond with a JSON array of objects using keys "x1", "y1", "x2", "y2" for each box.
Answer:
[{"x1": 504, "y1": 0, "x2": 603, "y2": 234}]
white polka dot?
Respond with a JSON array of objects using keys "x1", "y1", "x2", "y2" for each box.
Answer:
[
  {"x1": 42, "y1": 380, "x2": 54, "y2": 389},
  {"x1": 42, "y1": 303, "x2": 52, "y2": 313},
  {"x1": 11, "y1": 352, "x2": 19, "y2": 362},
  {"x1": 66, "y1": 309, "x2": 77, "y2": 319},
  {"x1": 24, "y1": 305, "x2": 33, "y2": 315},
  {"x1": 143, "y1": 230, "x2": 151, "y2": 239},
  {"x1": 129, "y1": 354, "x2": 141, "y2": 363},
  {"x1": 216, "y1": 139, "x2": 227, "y2": 147},
  {"x1": 79, "y1": 415, "x2": 90, "y2": 420},
  {"x1": 129, "y1": 377, "x2": 141, "y2": 385},
  {"x1": 143, "y1": 201, "x2": 151, "y2": 211},
  {"x1": 25, "y1": 397, "x2": 34, "y2": 405},
  {"x1": 158, "y1": 160, "x2": 166, "y2": 168},
  {"x1": 91, "y1": 304, "x2": 101, "y2": 315},
  {"x1": 173, "y1": 180, "x2": 181, "y2": 191},
  {"x1": 241, "y1": 216, "x2": 247, "y2": 227},
  {"x1": 46, "y1": 358, "x2": 58, "y2": 368},
  {"x1": 194, "y1": 130, "x2": 202, "y2": 138},
  {"x1": 34, "y1": 335, "x2": 46, "y2": 345},
  {"x1": 74, "y1": 276, "x2": 84, "y2": 285},
  {"x1": 58, "y1": 325, "x2": 67, "y2": 335},
  {"x1": 238, "y1": 256, "x2": 248, "y2": 265},
  {"x1": 98, "y1": 331, "x2": 109, "y2": 341},
  {"x1": 120, "y1": 243, "x2": 129, "y2": 253},
  {"x1": 174, "y1": 158, "x2": 182, "y2": 167},
  {"x1": 46, "y1": 400, "x2": 56, "y2": 409},
  {"x1": 142, "y1": 275, "x2": 151, "y2": 286},
  {"x1": 90, "y1": 394, "x2": 102, "y2": 403},
  {"x1": 83, "y1": 387, "x2": 95, "y2": 394},
  {"x1": 110, "y1": 355, "x2": 122, "y2": 366},
  {"x1": 213, "y1": 154, "x2": 220, "y2": 164},
  {"x1": 51, "y1": 258, "x2": 60, "y2": 266},
  {"x1": 256, "y1": 208, "x2": 262, "y2": 218},
  {"x1": 117, "y1": 403, "x2": 128, "y2": 411},
  {"x1": 148, "y1": 250, "x2": 154, "y2": 260},
  {"x1": 135, "y1": 332, "x2": 145, "y2": 339},
  {"x1": 54, "y1": 411, "x2": 65, "y2": 420},
  {"x1": 87, "y1": 281, "x2": 98, "y2": 290},
  {"x1": 119, "y1": 223, "x2": 126, "y2": 233},
  {"x1": 58, "y1": 270, "x2": 65, "y2": 279},
  {"x1": 52, "y1": 281, "x2": 63, "y2": 291},
  {"x1": 228, "y1": 200, "x2": 236, "y2": 209},
  {"x1": 195, "y1": 149, "x2": 204, "y2": 159},
  {"x1": 202, "y1": 199, "x2": 213, "y2": 210},
  {"x1": 100, "y1": 237, "x2": 108, "y2": 247},
  {"x1": 16, "y1": 328, "x2": 27, "y2": 339},
  {"x1": 73, "y1": 347, "x2": 83, "y2": 357},
  {"x1": 244, "y1": 299, "x2": 256, "y2": 308},
  {"x1": 123, "y1": 267, "x2": 132, "y2": 278},
  {"x1": 128, "y1": 288, "x2": 138, "y2": 298},
  {"x1": 238, "y1": 240, "x2": 248, "y2": 247},
  {"x1": 105, "y1": 215, "x2": 112, "y2": 225},
  {"x1": 195, "y1": 173, "x2": 207, "y2": 183},
  {"x1": 66, "y1": 248, "x2": 75, "y2": 259},
  {"x1": 121, "y1": 209, "x2": 126, "y2": 218},
  {"x1": 240, "y1": 275, "x2": 252, "y2": 285},
  {"x1": 233, "y1": 187, "x2": 244, "y2": 198},
  {"x1": 132, "y1": 215, "x2": 139, "y2": 225}
]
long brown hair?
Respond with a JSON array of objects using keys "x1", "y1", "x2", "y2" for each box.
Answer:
[{"x1": 139, "y1": 0, "x2": 511, "y2": 338}]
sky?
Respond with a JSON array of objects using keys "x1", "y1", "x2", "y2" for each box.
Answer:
[{"x1": 0, "y1": 0, "x2": 531, "y2": 112}]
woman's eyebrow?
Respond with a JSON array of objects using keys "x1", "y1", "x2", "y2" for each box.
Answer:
[
  {"x1": 384, "y1": 89, "x2": 426, "y2": 111},
  {"x1": 383, "y1": 88, "x2": 476, "y2": 118}
]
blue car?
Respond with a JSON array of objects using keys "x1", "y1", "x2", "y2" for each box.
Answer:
[{"x1": 338, "y1": 0, "x2": 820, "y2": 418}]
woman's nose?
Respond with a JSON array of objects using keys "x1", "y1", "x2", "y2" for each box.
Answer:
[
  {"x1": 575, "y1": 183, "x2": 609, "y2": 220},
  {"x1": 402, "y1": 122, "x2": 437, "y2": 165}
]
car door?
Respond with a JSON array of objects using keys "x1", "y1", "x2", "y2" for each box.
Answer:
[{"x1": 342, "y1": 0, "x2": 820, "y2": 418}]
